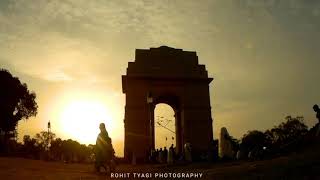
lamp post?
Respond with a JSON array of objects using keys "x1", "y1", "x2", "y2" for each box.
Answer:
[
  {"x1": 45, "y1": 120, "x2": 52, "y2": 162},
  {"x1": 147, "y1": 92, "x2": 154, "y2": 150},
  {"x1": 47, "y1": 121, "x2": 51, "y2": 151}
]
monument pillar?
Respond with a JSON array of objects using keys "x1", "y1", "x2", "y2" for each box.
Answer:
[{"x1": 122, "y1": 46, "x2": 214, "y2": 162}]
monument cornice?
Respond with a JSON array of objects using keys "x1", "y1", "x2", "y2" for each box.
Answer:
[{"x1": 122, "y1": 75, "x2": 213, "y2": 82}]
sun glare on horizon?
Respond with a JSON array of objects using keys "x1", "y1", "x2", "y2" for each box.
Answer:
[{"x1": 59, "y1": 100, "x2": 113, "y2": 145}]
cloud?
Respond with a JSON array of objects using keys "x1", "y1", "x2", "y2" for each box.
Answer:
[
  {"x1": 0, "y1": 0, "x2": 320, "y2": 143},
  {"x1": 0, "y1": 0, "x2": 222, "y2": 82}
]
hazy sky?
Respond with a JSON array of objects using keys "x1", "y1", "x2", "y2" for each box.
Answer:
[{"x1": 1, "y1": 0, "x2": 320, "y2": 156}]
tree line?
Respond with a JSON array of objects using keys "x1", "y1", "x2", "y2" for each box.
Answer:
[
  {"x1": 224, "y1": 115, "x2": 314, "y2": 161},
  {"x1": 21, "y1": 131, "x2": 95, "y2": 163}
]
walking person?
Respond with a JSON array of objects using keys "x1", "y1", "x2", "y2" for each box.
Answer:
[{"x1": 95, "y1": 123, "x2": 115, "y2": 173}]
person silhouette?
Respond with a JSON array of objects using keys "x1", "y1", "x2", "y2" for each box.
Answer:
[
  {"x1": 313, "y1": 104, "x2": 320, "y2": 136},
  {"x1": 313, "y1": 104, "x2": 320, "y2": 122},
  {"x1": 155, "y1": 149, "x2": 159, "y2": 163},
  {"x1": 95, "y1": 123, "x2": 115, "y2": 173},
  {"x1": 168, "y1": 144, "x2": 174, "y2": 164},
  {"x1": 163, "y1": 147, "x2": 168, "y2": 163},
  {"x1": 158, "y1": 148, "x2": 163, "y2": 163},
  {"x1": 184, "y1": 143, "x2": 192, "y2": 162}
]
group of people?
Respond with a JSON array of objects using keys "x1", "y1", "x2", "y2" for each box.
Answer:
[
  {"x1": 149, "y1": 143, "x2": 193, "y2": 164},
  {"x1": 149, "y1": 144, "x2": 176, "y2": 164}
]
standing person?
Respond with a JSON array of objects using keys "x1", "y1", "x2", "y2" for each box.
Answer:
[
  {"x1": 155, "y1": 149, "x2": 159, "y2": 163},
  {"x1": 163, "y1": 147, "x2": 168, "y2": 163},
  {"x1": 149, "y1": 148, "x2": 156, "y2": 163},
  {"x1": 158, "y1": 148, "x2": 163, "y2": 163},
  {"x1": 313, "y1": 104, "x2": 320, "y2": 136},
  {"x1": 167, "y1": 144, "x2": 174, "y2": 164},
  {"x1": 95, "y1": 123, "x2": 115, "y2": 173},
  {"x1": 184, "y1": 143, "x2": 192, "y2": 162}
]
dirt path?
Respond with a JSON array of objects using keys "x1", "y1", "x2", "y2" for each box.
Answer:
[
  {"x1": 1, "y1": 151, "x2": 320, "y2": 180},
  {"x1": 0, "y1": 157, "x2": 103, "y2": 180}
]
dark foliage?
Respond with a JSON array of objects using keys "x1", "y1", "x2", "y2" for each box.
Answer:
[
  {"x1": 0, "y1": 69, "x2": 38, "y2": 152},
  {"x1": 240, "y1": 115, "x2": 308, "y2": 160},
  {"x1": 241, "y1": 130, "x2": 267, "y2": 152},
  {"x1": 5, "y1": 132, "x2": 95, "y2": 163}
]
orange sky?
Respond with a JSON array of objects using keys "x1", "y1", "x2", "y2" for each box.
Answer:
[{"x1": 1, "y1": 1, "x2": 320, "y2": 157}]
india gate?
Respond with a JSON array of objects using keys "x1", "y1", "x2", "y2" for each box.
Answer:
[{"x1": 122, "y1": 46, "x2": 213, "y2": 162}]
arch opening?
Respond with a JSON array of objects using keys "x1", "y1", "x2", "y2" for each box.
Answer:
[{"x1": 154, "y1": 103, "x2": 176, "y2": 150}]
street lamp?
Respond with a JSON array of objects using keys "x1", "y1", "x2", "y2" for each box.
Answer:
[
  {"x1": 147, "y1": 92, "x2": 153, "y2": 104},
  {"x1": 147, "y1": 92, "x2": 154, "y2": 151},
  {"x1": 47, "y1": 121, "x2": 52, "y2": 151}
]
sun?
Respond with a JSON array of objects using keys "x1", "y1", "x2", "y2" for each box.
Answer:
[{"x1": 59, "y1": 100, "x2": 112, "y2": 144}]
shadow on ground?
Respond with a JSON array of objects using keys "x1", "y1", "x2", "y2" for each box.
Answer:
[{"x1": 1, "y1": 143, "x2": 320, "y2": 180}]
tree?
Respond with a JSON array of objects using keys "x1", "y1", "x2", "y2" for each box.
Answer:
[
  {"x1": 241, "y1": 130, "x2": 268, "y2": 152},
  {"x1": 239, "y1": 130, "x2": 270, "y2": 160},
  {"x1": 248, "y1": 116, "x2": 309, "y2": 158},
  {"x1": 23, "y1": 135, "x2": 39, "y2": 158},
  {"x1": 0, "y1": 69, "x2": 38, "y2": 150},
  {"x1": 50, "y1": 138, "x2": 63, "y2": 160},
  {"x1": 279, "y1": 116, "x2": 308, "y2": 142},
  {"x1": 271, "y1": 116, "x2": 308, "y2": 153},
  {"x1": 34, "y1": 131, "x2": 56, "y2": 150},
  {"x1": 61, "y1": 139, "x2": 81, "y2": 162},
  {"x1": 266, "y1": 116, "x2": 308, "y2": 146}
]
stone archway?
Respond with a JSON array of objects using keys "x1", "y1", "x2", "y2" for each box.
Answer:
[{"x1": 122, "y1": 46, "x2": 213, "y2": 162}]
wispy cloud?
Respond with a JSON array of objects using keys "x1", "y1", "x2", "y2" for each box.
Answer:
[{"x1": 0, "y1": 0, "x2": 320, "y2": 142}]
